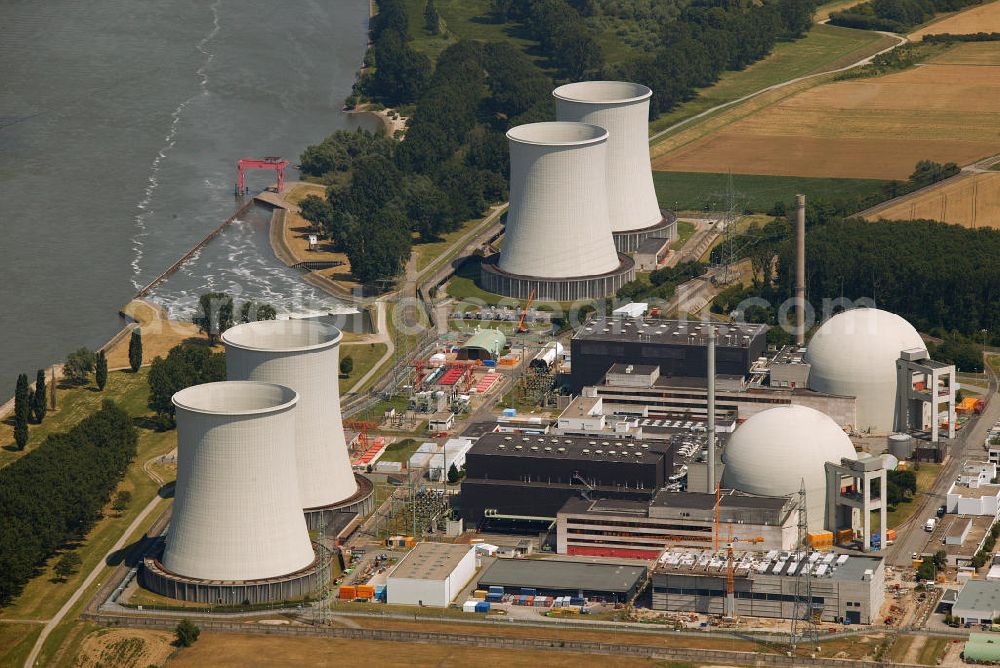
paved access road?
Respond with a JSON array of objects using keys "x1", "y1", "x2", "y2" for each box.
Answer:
[{"x1": 886, "y1": 365, "x2": 999, "y2": 567}]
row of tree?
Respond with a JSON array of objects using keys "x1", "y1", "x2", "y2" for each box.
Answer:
[
  {"x1": 0, "y1": 401, "x2": 138, "y2": 605},
  {"x1": 192, "y1": 293, "x2": 276, "y2": 343},
  {"x1": 829, "y1": 0, "x2": 981, "y2": 32},
  {"x1": 148, "y1": 344, "x2": 227, "y2": 429}
]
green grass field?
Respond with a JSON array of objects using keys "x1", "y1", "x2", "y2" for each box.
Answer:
[
  {"x1": 648, "y1": 24, "x2": 897, "y2": 136},
  {"x1": 653, "y1": 171, "x2": 891, "y2": 213},
  {"x1": 340, "y1": 342, "x2": 389, "y2": 394},
  {"x1": 671, "y1": 221, "x2": 696, "y2": 250}
]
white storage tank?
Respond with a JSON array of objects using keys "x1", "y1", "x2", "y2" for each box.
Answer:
[{"x1": 223, "y1": 319, "x2": 357, "y2": 510}]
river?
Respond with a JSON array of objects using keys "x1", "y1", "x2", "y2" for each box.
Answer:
[{"x1": 0, "y1": 0, "x2": 373, "y2": 387}]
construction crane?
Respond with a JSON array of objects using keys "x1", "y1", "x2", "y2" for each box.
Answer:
[
  {"x1": 236, "y1": 156, "x2": 289, "y2": 195},
  {"x1": 515, "y1": 288, "x2": 535, "y2": 334},
  {"x1": 724, "y1": 523, "x2": 764, "y2": 619}
]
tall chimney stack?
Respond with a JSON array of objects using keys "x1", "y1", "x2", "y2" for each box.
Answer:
[
  {"x1": 795, "y1": 194, "x2": 806, "y2": 346},
  {"x1": 707, "y1": 325, "x2": 716, "y2": 493}
]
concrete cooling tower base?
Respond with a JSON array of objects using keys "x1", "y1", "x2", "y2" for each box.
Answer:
[
  {"x1": 304, "y1": 472, "x2": 376, "y2": 531},
  {"x1": 140, "y1": 543, "x2": 330, "y2": 605},
  {"x1": 613, "y1": 212, "x2": 678, "y2": 253},
  {"x1": 480, "y1": 252, "x2": 635, "y2": 301}
]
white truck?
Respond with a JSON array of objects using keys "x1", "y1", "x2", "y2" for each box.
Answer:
[{"x1": 925, "y1": 517, "x2": 937, "y2": 532}]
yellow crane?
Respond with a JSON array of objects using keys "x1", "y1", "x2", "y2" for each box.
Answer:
[{"x1": 723, "y1": 523, "x2": 763, "y2": 620}]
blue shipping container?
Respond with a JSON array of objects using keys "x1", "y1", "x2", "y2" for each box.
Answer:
[
  {"x1": 475, "y1": 602, "x2": 490, "y2": 613},
  {"x1": 488, "y1": 585, "x2": 504, "y2": 594},
  {"x1": 486, "y1": 594, "x2": 502, "y2": 602},
  {"x1": 483, "y1": 359, "x2": 497, "y2": 367},
  {"x1": 502, "y1": 408, "x2": 516, "y2": 417},
  {"x1": 520, "y1": 588, "x2": 537, "y2": 596}
]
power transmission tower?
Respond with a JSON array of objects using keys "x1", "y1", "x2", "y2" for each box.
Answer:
[
  {"x1": 790, "y1": 479, "x2": 819, "y2": 651},
  {"x1": 708, "y1": 172, "x2": 748, "y2": 285},
  {"x1": 315, "y1": 511, "x2": 331, "y2": 627}
]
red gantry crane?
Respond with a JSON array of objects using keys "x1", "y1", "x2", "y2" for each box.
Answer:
[{"x1": 236, "y1": 156, "x2": 289, "y2": 195}]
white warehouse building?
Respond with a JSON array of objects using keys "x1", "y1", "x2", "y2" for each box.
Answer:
[
  {"x1": 480, "y1": 121, "x2": 635, "y2": 301},
  {"x1": 386, "y1": 542, "x2": 478, "y2": 607},
  {"x1": 553, "y1": 81, "x2": 676, "y2": 252}
]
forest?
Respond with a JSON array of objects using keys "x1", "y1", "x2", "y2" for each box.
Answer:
[
  {"x1": 0, "y1": 401, "x2": 138, "y2": 605},
  {"x1": 828, "y1": 0, "x2": 981, "y2": 32}
]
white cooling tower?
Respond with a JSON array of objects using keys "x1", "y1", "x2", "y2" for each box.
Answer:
[
  {"x1": 500, "y1": 122, "x2": 621, "y2": 279},
  {"x1": 223, "y1": 320, "x2": 357, "y2": 510},
  {"x1": 164, "y1": 381, "x2": 314, "y2": 581},
  {"x1": 553, "y1": 81, "x2": 672, "y2": 250}
]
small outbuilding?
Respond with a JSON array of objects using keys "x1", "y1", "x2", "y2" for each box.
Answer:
[
  {"x1": 458, "y1": 328, "x2": 506, "y2": 361},
  {"x1": 953, "y1": 579, "x2": 1000, "y2": 625},
  {"x1": 965, "y1": 633, "x2": 1000, "y2": 663}
]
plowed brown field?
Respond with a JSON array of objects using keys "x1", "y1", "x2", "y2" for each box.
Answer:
[
  {"x1": 653, "y1": 62, "x2": 1000, "y2": 179},
  {"x1": 865, "y1": 171, "x2": 1000, "y2": 228},
  {"x1": 911, "y1": 0, "x2": 1000, "y2": 38}
]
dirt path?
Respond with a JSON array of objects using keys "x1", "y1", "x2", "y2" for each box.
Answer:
[{"x1": 903, "y1": 633, "x2": 927, "y2": 664}]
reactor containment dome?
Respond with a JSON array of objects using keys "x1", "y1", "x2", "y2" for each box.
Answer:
[
  {"x1": 553, "y1": 81, "x2": 676, "y2": 252},
  {"x1": 480, "y1": 121, "x2": 635, "y2": 301},
  {"x1": 805, "y1": 308, "x2": 926, "y2": 434},
  {"x1": 721, "y1": 404, "x2": 856, "y2": 531},
  {"x1": 223, "y1": 319, "x2": 361, "y2": 519}
]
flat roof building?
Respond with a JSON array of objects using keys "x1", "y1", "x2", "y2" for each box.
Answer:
[
  {"x1": 557, "y1": 489, "x2": 799, "y2": 559},
  {"x1": 477, "y1": 558, "x2": 647, "y2": 603},
  {"x1": 386, "y1": 542, "x2": 477, "y2": 607},
  {"x1": 953, "y1": 580, "x2": 1000, "y2": 625},
  {"x1": 652, "y1": 548, "x2": 884, "y2": 624}
]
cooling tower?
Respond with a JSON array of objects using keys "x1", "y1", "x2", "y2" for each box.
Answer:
[
  {"x1": 223, "y1": 320, "x2": 359, "y2": 513},
  {"x1": 163, "y1": 381, "x2": 315, "y2": 581},
  {"x1": 480, "y1": 121, "x2": 635, "y2": 301},
  {"x1": 553, "y1": 81, "x2": 676, "y2": 252}
]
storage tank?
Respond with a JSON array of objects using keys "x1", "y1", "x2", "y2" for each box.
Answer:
[
  {"x1": 805, "y1": 308, "x2": 925, "y2": 433},
  {"x1": 480, "y1": 122, "x2": 635, "y2": 301},
  {"x1": 553, "y1": 81, "x2": 674, "y2": 251},
  {"x1": 888, "y1": 433, "x2": 914, "y2": 459},
  {"x1": 223, "y1": 319, "x2": 357, "y2": 510},
  {"x1": 163, "y1": 381, "x2": 314, "y2": 581}
]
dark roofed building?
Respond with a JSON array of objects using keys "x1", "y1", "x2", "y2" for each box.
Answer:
[{"x1": 477, "y1": 558, "x2": 647, "y2": 603}]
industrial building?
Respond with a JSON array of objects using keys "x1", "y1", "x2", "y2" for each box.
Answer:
[
  {"x1": 477, "y1": 558, "x2": 647, "y2": 603},
  {"x1": 141, "y1": 381, "x2": 327, "y2": 604},
  {"x1": 924, "y1": 514, "x2": 996, "y2": 566},
  {"x1": 570, "y1": 318, "x2": 768, "y2": 392},
  {"x1": 459, "y1": 432, "x2": 674, "y2": 527},
  {"x1": 824, "y1": 455, "x2": 888, "y2": 552},
  {"x1": 896, "y1": 347, "x2": 957, "y2": 442},
  {"x1": 408, "y1": 438, "x2": 475, "y2": 481},
  {"x1": 651, "y1": 548, "x2": 885, "y2": 624},
  {"x1": 947, "y1": 463, "x2": 1000, "y2": 516},
  {"x1": 385, "y1": 542, "x2": 477, "y2": 607},
  {"x1": 721, "y1": 405, "x2": 857, "y2": 531},
  {"x1": 457, "y1": 328, "x2": 506, "y2": 362},
  {"x1": 556, "y1": 489, "x2": 800, "y2": 559},
  {"x1": 479, "y1": 122, "x2": 635, "y2": 301},
  {"x1": 952, "y1": 580, "x2": 1000, "y2": 626},
  {"x1": 552, "y1": 81, "x2": 676, "y2": 252},
  {"x1": 806, "y1": 308, "x2": 928, "y2": 434},
  {"x1": 223, "y1": 320, "x2": 374, "y2": 528}
]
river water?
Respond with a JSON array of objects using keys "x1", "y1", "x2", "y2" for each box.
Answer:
[{"x1": 0, "y1": 0, "x2": 373, "y2": 387}]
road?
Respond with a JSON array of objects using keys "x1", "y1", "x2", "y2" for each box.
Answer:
[
  {"x1": 886, "y1": 363, "x2": 999, "y2": 567},
  {"x1": 344, "y1": 300, "x2": 394, "y2": 394}
]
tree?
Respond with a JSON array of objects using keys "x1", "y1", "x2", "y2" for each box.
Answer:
[
  {"x1": 128, "y1": 329, "x2": 143, "y2": 373},
  {"x1": 32, "y1": 369, "x2": 47, "y2": 423},
  {"x1": 447, "y1": 462, "x2": 460, "y2": 484},
  {"x1": 239, "y1": 300, "x2": 277, "y2": 324},
  {"x1": 112, "y1": 490, "x2": 132, "y2": 514},
  {"x1": 64, "y1": 348, "x2": 96, "y2": 385},
  {"x1": 95, "y1": 350, "x2": 108, "y2": 391},
  {"x1": 53, "y1": 552, "x2": 82, "y2": 582},
  {"x1": 424, "y1": 0, "x2": 441, "y2": 34},
  {"x1": 13, "y1": 420, "x2": 28, "y2": 452},
  {"x1": 192, "y1": 292, "x2": 234, "y2": 343},
  {"x1": 934, "y1": 549, "x2": 948, "y2": 569},
  {"x1": 14, "y1": 373, "x2": 29, "y2": 426},
  {"x1": 340, "y1": 356, "x2": 354, "y2": 377},
  {"x1": 174, "y1": 619, "x2": 201, "y2": 647},
  {"x1": 147, "y1": 344, "x2": 227, "y2": 427}
]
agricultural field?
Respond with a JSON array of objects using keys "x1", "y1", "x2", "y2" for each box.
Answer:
[
  {"x1": 927, "y1": 41, "x2": 1000, "y2": 66},
  {"x1": 653, "y1": 171, "x2": 890, "y2": 213},
  {"x1": 653, "y1": 56, "x2": 1000, "y2": 179},
  {"x1": 866, "y1": 171, "x2": 1000, "y2": 228},
  {"x1": 910, "y1": 0, "x2": 1000, "y2": 38},
  {"x1": 648, "y1": 24, "x2": 898, "y2": 134}
]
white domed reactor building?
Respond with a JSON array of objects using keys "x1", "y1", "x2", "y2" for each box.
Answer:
[
  {"x1": 553, "y1": 81, "x2": 676, "y2": 252},
  {"x1": 721, "y1": 404, "x2": 856, "y2": 531},
  {"x1": 223, "y1": 319, "x2": 374, "y2": 528},
  {"x1": 805, "y1": 308, "x2": 926, "y2": 434},
  {"x1": 141, "y1": 381, "x2": 328, "y2": 604},
  {"x1": 479, "y1": 121, "x2": 635, "y2": 301}
]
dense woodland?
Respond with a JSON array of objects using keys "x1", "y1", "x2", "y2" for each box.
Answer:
[
  {"x1": 147, "y1": 344, "x2": 226, "y2": 428},
  {"x1": 300, "y1": 0, "x2": 816, "y2": 285},
  {"x1": 828, "y1": 0, "x2": 981, "y2": 32},
  {"x1": 0, "y1": 401, "x2": 138, "y2": 605}
]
